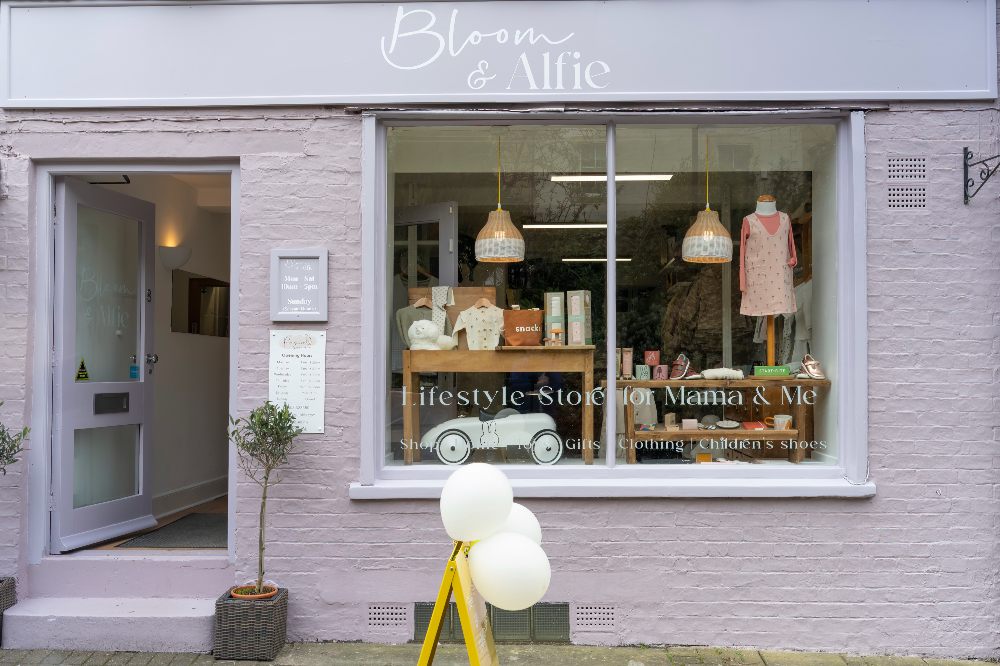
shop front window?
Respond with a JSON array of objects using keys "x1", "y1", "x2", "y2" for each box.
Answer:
[
  {"x1": 382, "y1": 120, "x2": 839, "y2": 471},
  {"x1": 386, "y1": 125, "x2": 607, "y2": 466},
  {"x1": 615, "y1": 124, "x2": 837, "y2": 467}
]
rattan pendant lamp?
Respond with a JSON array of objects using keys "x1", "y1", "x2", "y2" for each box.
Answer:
[
  {"x1": 475, "y1": 135, "x2": 524, "y2": 263},
  {"x1": 682, "y1": 139, "x2": 733, "y2": 263}
]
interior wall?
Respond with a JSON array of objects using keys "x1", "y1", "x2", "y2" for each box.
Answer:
[{"x1": 97, "y1": 174, "x2": 230, "y2": 517}]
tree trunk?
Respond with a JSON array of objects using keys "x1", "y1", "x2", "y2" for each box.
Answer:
[{"x1": 257, "y1": 470, "x2": 270, "y2": 594}]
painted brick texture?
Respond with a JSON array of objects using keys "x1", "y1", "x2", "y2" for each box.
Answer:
[
  {"x1": 0, "y1": 33, "x2": 998, "y2": 663},
  {"x1": 0, "y1": 147, "x2": 30, "y2": 581}
]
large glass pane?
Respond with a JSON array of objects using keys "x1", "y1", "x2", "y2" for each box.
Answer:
[
  {"x1": 73, "y1": 425, "x2": 139, "y2": 508},
  {"x1": 386, "y1": 125, "x2": 607, "y2": 467},
  {"x1": 75, "y1": 205, "x2": 141, "y2": 382},
  {"x1": 615, "y1": 124, "x2": 837, "y2": 466}
]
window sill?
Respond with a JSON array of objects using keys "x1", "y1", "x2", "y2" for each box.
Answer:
[{"x1": 349, "y1": 477, "x2": 876, "y2": 500}]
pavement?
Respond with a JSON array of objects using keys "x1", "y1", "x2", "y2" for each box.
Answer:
[{"x1": 0, "y1": 645, "x2": 993, "y2": 666}]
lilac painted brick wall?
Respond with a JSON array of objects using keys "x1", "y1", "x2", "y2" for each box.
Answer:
[
  {"x1": 0, "y1": 147, "x2": 30, "y2": 582},
  {"x1": 0, "y1": 18, "x2": 998, "y2": 659}
]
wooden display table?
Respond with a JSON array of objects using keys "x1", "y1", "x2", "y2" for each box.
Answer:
[
  {"x1": 402, "y1": 346, "x2": 596, "y2": 465},
  {"x1": 615, "y1": 377, "x2": 831, "y2": 464}
]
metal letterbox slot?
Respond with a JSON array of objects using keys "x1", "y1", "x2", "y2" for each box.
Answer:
[{"x1": 94, "y1": 392, "x2": 129, "y2": 415}]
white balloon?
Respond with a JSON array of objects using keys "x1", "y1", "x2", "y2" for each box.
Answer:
[
  {"x1": 497, "y1": 503, "x2": 542, "y2": 544},
  {"x1": 468, "y1": 532, "x2": 551, "y2": 611},
  {"x1": 439, "y1": 463, "x2": 513, "y2": 541}
]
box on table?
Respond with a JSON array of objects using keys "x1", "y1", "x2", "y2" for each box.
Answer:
[
  {"x1": 566, "y1": 290, "x2": 592, "y2": 345},
  {"x1": 544, "y1": 292, "x2": 565, "y2": 344}
]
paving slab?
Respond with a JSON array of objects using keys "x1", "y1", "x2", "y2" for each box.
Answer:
[
  {"x1": 761, "y1": 652, "x2": 847, "y2": 666},
  {"x1": 0, "y1": 644, "x2": 994, "y2": 666},
  {"x1": 842, "y1": 657, "x2": 925, "y2": 666}
]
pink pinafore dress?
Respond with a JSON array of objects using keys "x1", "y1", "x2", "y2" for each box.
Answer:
[{"x1": 740, "y1": 212, "x2": 797, "y2": 316}]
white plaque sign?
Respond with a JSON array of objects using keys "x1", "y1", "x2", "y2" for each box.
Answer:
[
  {"x1": 268, "y1": 330, "x2": 326, "y2": 434},
  {"x1": 271, "y1": 248, "x2": 328, "y2": 322}
]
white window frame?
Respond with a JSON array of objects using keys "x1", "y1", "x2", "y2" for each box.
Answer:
[{"x1": 352, "y1": 110, "x2": 873, "y2": 500}]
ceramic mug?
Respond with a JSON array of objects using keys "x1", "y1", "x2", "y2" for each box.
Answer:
[{"x1": 765, "y1": 414, "x2": 793, "y2": 430}]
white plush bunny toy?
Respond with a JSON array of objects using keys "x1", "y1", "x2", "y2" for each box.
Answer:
[{"x1": 407, "y1": 320, "x2": 457, "y2": 351}]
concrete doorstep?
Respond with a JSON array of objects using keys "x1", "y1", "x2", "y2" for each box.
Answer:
[{"x1": 0, "y1": 644, "x2": 993, "y2": 666}]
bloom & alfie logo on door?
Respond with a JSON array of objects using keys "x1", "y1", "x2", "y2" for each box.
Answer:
[{"x1": 379, "y1": 6, "x2": 612, "y2": 92}]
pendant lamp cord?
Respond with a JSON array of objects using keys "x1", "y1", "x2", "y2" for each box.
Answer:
[
  {"x1": 704, "y1": 138, "x2": 711, "y2": 211},
  {"x1": 497, "y1": 135, "x2": 502, "y2": 210}
]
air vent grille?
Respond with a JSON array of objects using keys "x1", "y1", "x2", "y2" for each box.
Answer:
[
  {"x1": 368, "y1": 604, "x2": 408, "y2": 629},
  {"x1": 413, "y1": 602, "x2": 570, "y2": 643},
  {"x1": 491, "y1": 608, "x2": 532, "y2": 641},
  {"x1": 887, "y1": 185, "x2": 927, "y2": 209},
  {"x1": 574, "y1": 604, "x2": 617, "y2": 631},
  {"x1": 888, "y1": 156, "x2": 927, "y2": 180}
]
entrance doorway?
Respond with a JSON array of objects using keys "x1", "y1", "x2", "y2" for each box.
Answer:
[{"x1": 49, "y1": 173, "x2": 233, "y2": 554}]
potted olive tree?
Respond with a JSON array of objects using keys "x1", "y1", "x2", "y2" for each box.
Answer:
[
  {"x1": 215, "y1": 401, "x2": 302, "y2": 661},
  {"x1": 0, "y1": 403, "x2": 28, "y2": 643}
]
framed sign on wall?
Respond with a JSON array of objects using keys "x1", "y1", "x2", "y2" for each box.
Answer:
[{"x1": 270, "y1": 248, "x2": 328, "y2": 322}]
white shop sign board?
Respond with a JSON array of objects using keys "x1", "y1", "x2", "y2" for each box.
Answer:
[
  {"x1": 269, "y1": 330, "x2": 326, "y2": 434},
  {"x1": 0, "y1": 0, "x2": 995, "y2": 107}
]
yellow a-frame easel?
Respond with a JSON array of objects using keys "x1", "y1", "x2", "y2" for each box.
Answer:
[{"x1": 417, "y1": 541, "x2": 500, "y2": 666}]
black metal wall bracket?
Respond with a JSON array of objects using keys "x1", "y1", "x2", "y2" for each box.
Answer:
[{"x1": 964, "y1": 147, "x2": 1000, "y2": 204}]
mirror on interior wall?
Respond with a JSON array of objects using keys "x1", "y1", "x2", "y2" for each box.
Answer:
[{"x1": 170, "y1": 269, "x2": 230, "y2": 337}]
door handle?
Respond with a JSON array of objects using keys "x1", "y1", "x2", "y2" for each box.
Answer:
[{"x1": 145, "y1": 353, "x2": 159, "y2": 364}]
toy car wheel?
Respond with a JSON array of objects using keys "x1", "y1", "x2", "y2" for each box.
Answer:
[
  {"x1": 435, "y1": 429, "x2": 472, "y2": 465},
  {"x1": 529, "y1": 430, "x2": 562, "y2": 465}
]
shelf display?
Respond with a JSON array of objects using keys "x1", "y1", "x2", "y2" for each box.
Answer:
[{"x1": 612, "y1": 376, "x2": 831, "y2": 464}]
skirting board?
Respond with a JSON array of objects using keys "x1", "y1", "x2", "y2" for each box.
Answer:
[{"x1": 153, "y1": 475, "x2": 228, "y2": 518}]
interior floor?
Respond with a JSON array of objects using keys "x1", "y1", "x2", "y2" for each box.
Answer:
[{"x1": 87, "y1": 495, "x2": 227, "y2": 551}]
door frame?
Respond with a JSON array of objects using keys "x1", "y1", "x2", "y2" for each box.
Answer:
[{"x1": 27, "y1": 162, "x2": 241, "y2": 564}]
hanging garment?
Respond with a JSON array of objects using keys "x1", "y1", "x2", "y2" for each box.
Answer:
[
  {"x1": 739, "y1": 212, "x2": 797, "y2": 316},
  {"x1": 431, "y1": 285, "x2": 454, "y2": 332},
  {"x1": 396, "y1": 305, "x2": 453, "y2": 348},
  {"x1": 453, "y1": 304, "x2": 505, "y2": 351},
  {"x1": 790, "y1": 280, "x2": 813, "y2": 362},
  {"x1": 390, "y1": 273, "x2": 438, "y2": 372},
  {"x1": 662, "y1": 267, "x2": 752, "y2": 367}
]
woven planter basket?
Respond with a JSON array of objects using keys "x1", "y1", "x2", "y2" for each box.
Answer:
[
  {"x1": 0, "y1": 577, "x2": 16, "y2": 645},
  {"x1": 214, "y1": 587, "x2": 288, "y2": 661}
]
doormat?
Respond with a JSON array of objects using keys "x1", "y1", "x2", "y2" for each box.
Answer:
[{"x1": 116, "y1": 513, "x2": 227, "y2": 549}]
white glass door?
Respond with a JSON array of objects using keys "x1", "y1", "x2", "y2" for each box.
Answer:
[{"x1": 51, "y1": 179, "x2": 156, "y2": 552}]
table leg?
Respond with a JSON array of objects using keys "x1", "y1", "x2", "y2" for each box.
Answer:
[
  {"x1": 403, "y1": 353, "x2": 414, "y2": 465},
  {"x1": 411, "y1": 371, "x2": 422, "y2": 463},
  {"x1": 790, "y1": 400, "x2": 807, "y2": 464},
  {"x1": 402, "y1": 353, "x2": 422, "y2": 464},
  {"x1": 582, "y1": 353, "x2": 594, "y2": 465}
]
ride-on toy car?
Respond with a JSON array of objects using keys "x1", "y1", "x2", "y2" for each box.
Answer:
[{"x1": 420, "y1": 409, "x2": 563, "y2": 465}]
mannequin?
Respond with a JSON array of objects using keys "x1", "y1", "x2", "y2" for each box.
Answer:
[
  {"x1": 755, "y1": 196, "x2": 777, "y2": 217},
  {"x1": 739, "y1": 194, "x2": 797, "y2": 365}
]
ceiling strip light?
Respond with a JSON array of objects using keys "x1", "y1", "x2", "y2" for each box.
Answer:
[
  {"x1": 562, "y1": 258, "x2": 632, "y2": 263},
  {"x1": 550, "y1": 174, "x2": 673, "y2": 182}
]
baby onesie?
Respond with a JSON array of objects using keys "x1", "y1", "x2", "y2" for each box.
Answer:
[{"x1": 453, "y1": 305, "x2": 505, "y2": 350}]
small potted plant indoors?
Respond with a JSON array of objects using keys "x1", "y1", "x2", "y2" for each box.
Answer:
[
  {"x1": 215, "y1": 401, "x2": 302, "y2": 661},
  {"x1": 0, "y1": 403, "x2": 28, "y2": 643}
]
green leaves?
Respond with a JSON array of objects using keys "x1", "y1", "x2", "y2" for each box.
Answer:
[
  {"x1": 0, "y1": 402, "x2": 29, "y2": 476},
  {"x1": 229, "y1": 401, "x2": 303, "y2": 486}
]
